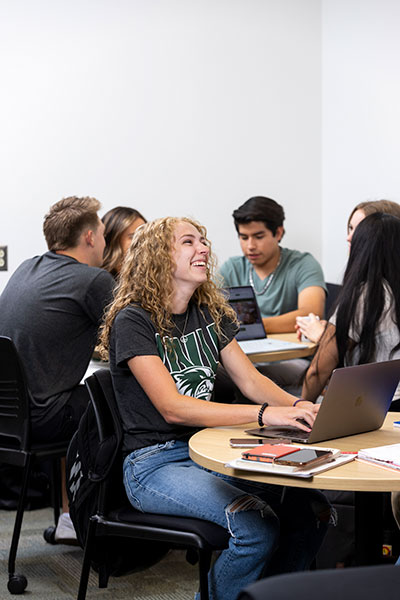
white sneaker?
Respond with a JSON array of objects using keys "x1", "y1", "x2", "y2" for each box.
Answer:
[{"x1": 54, "y1": 512, "x2": 78, "y2": 545}]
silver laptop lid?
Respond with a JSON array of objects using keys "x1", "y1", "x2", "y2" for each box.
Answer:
[
  {"x1": 307, "y1": 359, "x2": 400, "y2": 443},
  {"x1": 247, "y1": 359, "x2": 400, "y2": 444}
]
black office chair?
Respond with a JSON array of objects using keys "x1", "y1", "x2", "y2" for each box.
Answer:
[
  {"x1": 238, "y1": 564, "x2": 400, "y2": 600},
  {"x1": 77, "y1": 368, "x2": 230, "y2": 600},
  {"x1": 324, "y1": 282, "x2": 342, "y2": 320},
  {"x1": 0, "y1": 336, "x2": 69, "y2": 595}
]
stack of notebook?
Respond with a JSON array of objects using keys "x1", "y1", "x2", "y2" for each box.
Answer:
[{"x1": 357, "y1": 443, "x2": 400, "y2": 472}]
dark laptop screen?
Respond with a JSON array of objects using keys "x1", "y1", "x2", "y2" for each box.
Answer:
[{"x1": 227, "y1": 286, "x2": 266, "y2": 341}]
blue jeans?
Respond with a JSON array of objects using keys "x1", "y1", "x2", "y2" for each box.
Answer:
[{"x1": 123, "y1": 440, "x2": 329, "y2": 600}]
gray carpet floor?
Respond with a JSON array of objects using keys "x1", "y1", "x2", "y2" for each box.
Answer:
[{"x1": 0, "y1": 507, "x2": 197, "y2": 599}]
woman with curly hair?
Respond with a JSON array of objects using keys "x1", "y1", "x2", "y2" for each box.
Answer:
[
  {"x1": 99, "y1": 216, "x2": 329, "y2": 600},
  {"x1": 101, "y1": 206, "x2": 146, "y2": 277}
]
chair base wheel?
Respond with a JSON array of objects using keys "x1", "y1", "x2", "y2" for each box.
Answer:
[
  {"x1": 8, "y1": 574, "x2": 27, "y2": 594},
  {"x1": 43, "y1": 526, "x2": 56, "y2": 544}
]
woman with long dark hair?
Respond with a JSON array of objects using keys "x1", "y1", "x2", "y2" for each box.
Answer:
[
  {"x1": 302, "y1": 212, "x2": 400, "y2": 402},
  {"x1": 296, "y1": 199, "x2": 400, "y2": 344}
]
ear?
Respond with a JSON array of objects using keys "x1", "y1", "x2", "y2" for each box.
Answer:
[
  {"x1": 275, "y1": 226, "x2": 285, "y2": 242},
  {"x1": 84, "y1": 229, "x2": 95, "y2": 248}
]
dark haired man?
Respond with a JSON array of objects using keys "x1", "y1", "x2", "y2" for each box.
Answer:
[
  {"x1": 220, "y1": 196, "x2": 326, "y2": 333},
  {"x1": 218, "y1": 197, "x2": 326, "y2": 396},
  {"x1": 0, "y1": 196, "x2": 114, "y2": 542}
]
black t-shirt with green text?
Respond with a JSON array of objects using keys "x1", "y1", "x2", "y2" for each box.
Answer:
[{"x1": 109, "y1": 302, "x2": 237, "y2": 454}]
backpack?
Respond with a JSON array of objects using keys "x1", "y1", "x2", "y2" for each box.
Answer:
[
  {"x1": 66, "y1": 400, "x2": 168, "y2": 578},
  {"x1": 0, "y1": 462, "x2": 50, "y2": 510}
]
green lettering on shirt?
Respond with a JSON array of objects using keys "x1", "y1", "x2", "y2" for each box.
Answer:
[{"x1": 155, "y1": 325, "x2": 219, "y2": 401}]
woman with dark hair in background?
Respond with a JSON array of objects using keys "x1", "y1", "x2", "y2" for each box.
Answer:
[
  {"x1": 296, "y1": 199, "x2": 400, "y2": 344},
  {"x1": 301, "y1": 212, "x2": 400, "y2": 404},
  {"x1": 102, "y1": 206, "x2": 146, "y2": 277}
]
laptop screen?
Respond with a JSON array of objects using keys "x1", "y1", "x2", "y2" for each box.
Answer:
[{"x1": 227, "y1": 286, "x2": 266, "y2": 341}]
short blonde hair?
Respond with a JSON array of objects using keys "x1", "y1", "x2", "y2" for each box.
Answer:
[
  {"x1": 43, "y1": 196, "x2": 101, "y2": 251},
  {"x1": 99, "y1": 216, "x2": 237, "y2": 359}
]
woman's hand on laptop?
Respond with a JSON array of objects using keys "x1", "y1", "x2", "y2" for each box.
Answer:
[
  {"x1": 261, "y1": 406, "x2": 317, "y2": 430},
  {"x1": 293, "y1": 400, "x2": 320, "y2": 413}
]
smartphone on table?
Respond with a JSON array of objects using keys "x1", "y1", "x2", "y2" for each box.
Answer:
[
  {"x1": 241, "y1": 444, "x2": 299, "y2": 463},
  {"x1": 229, "y1": 438, "x2": 290, "y2": 448},
  {"x1": 274, "y1": 448, "x2": 333, "y2": 469}
]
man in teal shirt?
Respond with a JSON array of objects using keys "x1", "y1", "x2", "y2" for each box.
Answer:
[
  {"x1": 220, "y1": 196, "x2": 326, "y2": 333},
  {"x1": 218, "y1": 196, "x2": 326, "y2": 393}
]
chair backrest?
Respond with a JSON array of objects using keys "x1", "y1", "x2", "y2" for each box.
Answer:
[
  {"x1": 85, "y1": 368, "x2": 123, "y2": 446},
  {"x1": 84, "y1": 369, "x2": 125, "y2": 509},
  {"x1": 0, "y1": 336, "x2": 31, "y2": 448},
  {"x1": 325, "y1": 282, "x2": 342, "y2": 320}
]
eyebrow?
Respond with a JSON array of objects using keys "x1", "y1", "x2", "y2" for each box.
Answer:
[
  {"x1": 178, "y1": 233, "x2": 207, "y2": 244},
  {"x1": 238, "y1": 230, "x2": 266, "y2": 236}
]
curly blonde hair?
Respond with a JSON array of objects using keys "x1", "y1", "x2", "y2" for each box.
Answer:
[{"x1": 99, "y1": 216, "x2": 237, "y2": 359}]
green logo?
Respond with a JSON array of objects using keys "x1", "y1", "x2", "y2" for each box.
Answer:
[{"x1": 156, "y1": 326, "x2": 218, "y2": 401}]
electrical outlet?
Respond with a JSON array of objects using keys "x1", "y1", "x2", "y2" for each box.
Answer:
[{"x1": 0, "y1": 246, "x2": 8, "y2": 271}]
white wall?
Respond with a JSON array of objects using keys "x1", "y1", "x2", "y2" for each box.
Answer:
[
  {"x1": 0, "y1": 0, "x2": 322, "y2": 293},
  {"x1": 322, "y1": 0, "x2": 400, "y2": 282}
]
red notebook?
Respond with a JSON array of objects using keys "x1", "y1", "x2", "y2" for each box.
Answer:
[{"x1": 242, "y1": 444, "x2": 299, "y2": 463}]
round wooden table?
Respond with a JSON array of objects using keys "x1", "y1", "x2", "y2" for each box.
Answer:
[{"x1": 189, "y1": 413, "x2": 400, "y2": 565}]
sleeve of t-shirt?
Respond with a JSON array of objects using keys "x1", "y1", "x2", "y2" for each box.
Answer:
[
  {"x1": 219, "y1": 313, "x2": 239, "y2": 350},
  {"x1": 113, "y1": 307, "x2": 160, "y2": 367},
  {"x1": 294, "y1": 253, "x2": 327, "y2": 294},
  {"x1": 85, "y1": 270, "x2": 115, "y2": 324},
  {"x1": 219, "y1": 260, "x2": 232, "y2": 286},
  {"x1": 219, "y1": 258, "x2": 244, "y2": 287}
]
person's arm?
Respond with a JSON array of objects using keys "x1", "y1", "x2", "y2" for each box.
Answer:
[
  {"x1": 127, "y1": 349, "x2": 318, "y2": 431},
  {"x1": 262, "y1": 285, "x2": 326, "y2": 333},
  {"x1": 301, "y1": 323, "x2": 339, "y2": 402}
]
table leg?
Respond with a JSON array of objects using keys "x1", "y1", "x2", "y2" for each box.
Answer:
[{"x1": 354, "y1": 491, "x2": 384, "y2": 565}]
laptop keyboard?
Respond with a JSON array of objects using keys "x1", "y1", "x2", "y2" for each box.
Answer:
[
  {"x1": 274, "y1": 427, "x2": 310, "y2": 440},
  {"x1": 261, "y1": 419, "x2": 311, "y2": 441}
]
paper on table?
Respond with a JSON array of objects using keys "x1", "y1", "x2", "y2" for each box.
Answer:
[
  {"x1": 225, "y1": 452, "x2": 356, "y2": 479},
  {"x1": 358, "y1": 443, "x2": 400, "y2": 470}
]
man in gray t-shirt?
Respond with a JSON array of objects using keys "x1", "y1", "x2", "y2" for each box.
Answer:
[{"x1": 0, "y1": 196, "x2": 114, "y2": 542}]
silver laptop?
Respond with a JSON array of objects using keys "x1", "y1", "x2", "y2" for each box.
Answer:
[
  {"x1": 227, "y1": 285, "x2": 305, "y2": 354},
  {"x1": 246, "y1": 359, "x2": 400, "y2": 443}
]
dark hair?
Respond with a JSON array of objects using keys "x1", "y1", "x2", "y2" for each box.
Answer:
[
  {"x1": 333, "y1": 212, "x2": 400, "y2": 366},
  {"x1": 232, "y1": 196, "x2": 285, "y2": 236},
  {"x1": 43, "y1": 196, "x2": 101, "y2": 251},
  {"x1": 101, "y1": 206, "x2": 146, "y2": 276}
]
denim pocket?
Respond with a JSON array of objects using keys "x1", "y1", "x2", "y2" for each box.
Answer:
[
  {"x1": 125, "y1": 440, "x2": 176, "y2": 466},
  {"x1": 123, "y1": 441, "x2": 176, "y2": 511}
]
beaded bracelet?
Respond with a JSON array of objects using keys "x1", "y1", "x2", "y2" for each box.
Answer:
[
  {"x1": 293, "y1": 398, "x2": 304, "y2": 407},
  {"x1": 258, "y1": 402, "x2": 269, "y2": 427}
]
